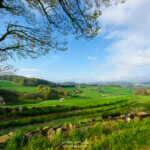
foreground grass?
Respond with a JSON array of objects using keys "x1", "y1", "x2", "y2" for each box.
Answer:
[{"x1": 2, "y1": 119, "x2": 150, "y2": 150}]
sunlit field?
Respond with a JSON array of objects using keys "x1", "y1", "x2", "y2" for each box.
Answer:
[{"x1": 0, "y1": 80, "x2": 150, "y2": 150}]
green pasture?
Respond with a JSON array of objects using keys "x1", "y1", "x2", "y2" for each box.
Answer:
[
  {"x1": 0, "y1": 81, "x2": 150, "y2": 114},
  {"x1": 99, "y1": 86, "x2": 133, "y2": 95},
  {"x1": 0, "y1": 80, "x2": 36, "y2": 92},
  {"x1": 0, "y1": 80, "x2": 150, "y2": 150},
  {"x1": 0, "y1": 82, "x2": 150, "y2": 130}
]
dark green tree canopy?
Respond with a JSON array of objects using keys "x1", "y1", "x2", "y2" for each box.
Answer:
[{"x1": 0, "y1": 0, "x2": 125, "y2": 60}]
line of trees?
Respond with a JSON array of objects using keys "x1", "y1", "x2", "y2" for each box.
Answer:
[
  {"x1": 0, "y1": 75, "x2": 56, "y2": 86},
  {"x1": 0, "y1": 86, "x2": 71, "y2": 104},
  {"x1": 36, "y1": 85, "x2": 70, "y2": 100}
]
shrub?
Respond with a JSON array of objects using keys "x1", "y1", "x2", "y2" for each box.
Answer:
[
  {"x1": 146, "y1": 89, "x2": 150, "y2": 94},
  {"x1": 73, "y1": 88, "x2": 82, "y2": 94},
  {"x1": 134, "y1": 89, "x2": 148, "y2": 96},
  {"x1": 19, "y1": 92, "x2": 38, "y2": 100},
  {"x1": 0, "y1": 89, "x2": 19, "y2": 102},
  {"x1": 36, "y1": 85, "x2": 70, "y2": 100}
]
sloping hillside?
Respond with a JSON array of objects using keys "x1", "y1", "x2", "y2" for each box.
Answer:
[
  {"x1": 0, "y1": 80, "x2": 36, "y2": 92},
  {"x1": 0, "y1": 75, "x2": 56, "y2": 87}
]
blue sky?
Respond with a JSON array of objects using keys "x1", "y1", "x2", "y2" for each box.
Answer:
[{"x1": 8, "y1": 0, "x2": 150, "y2": 83}]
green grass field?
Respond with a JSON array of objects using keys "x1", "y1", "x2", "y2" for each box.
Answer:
[
  {"x1": 0, "y1": 80, "x2": 36, "y2": 92},
  {"x1": 0, "y1": 80, "x2": 150, "y2": 150}
]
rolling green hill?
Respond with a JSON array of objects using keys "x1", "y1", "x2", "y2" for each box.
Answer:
[
  {"x1": 0, "y1": 80, "x2": 36, "y2": 92},
  {"x1": 99, "y1": 86, "x2": 133, "y2": 95},
  {"x1": 0, "y1": 75, "x2": 56, "y2": 87}
]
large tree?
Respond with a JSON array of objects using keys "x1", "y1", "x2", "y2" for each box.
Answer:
[{"x1": 0, "y1": 0, "x2": 125, "y2": 61}]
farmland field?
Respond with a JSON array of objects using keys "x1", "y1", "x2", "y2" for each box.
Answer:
[{"x1": 0, "y1": 80, "x2": 150, "y2": 150}]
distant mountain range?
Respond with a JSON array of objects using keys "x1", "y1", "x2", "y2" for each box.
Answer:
[{"x1": 1, "y1": 75, "x2": 150, "y2": 89}]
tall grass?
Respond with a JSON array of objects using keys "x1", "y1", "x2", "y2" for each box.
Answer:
[{"x1": 4, "y1": 119, "x2": 150, "y2": 150}]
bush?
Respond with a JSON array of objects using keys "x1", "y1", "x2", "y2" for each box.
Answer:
[
  {"x1": 19, "y1": 92, "x2": 38, "y2": 100},
  {"x1": 0, "y1": 89, "x2": 19, "y2": 102},
  {"x1": 134, "y1": 89, "x2": 148, "y2": 96},
  {"x1": 36, "y1": 85, "x2": 70, "y2": 100},
  {"x1": 73, "y1": 88, "x2": 82, "y2": 94},
  {"x1": 17, "y1": 86, "x2": 71, "y2": 101}
]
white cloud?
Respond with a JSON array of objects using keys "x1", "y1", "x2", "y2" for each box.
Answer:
[
  {"x1": 97, "y1": 0, "x2": 150, "y2": 82},
  {"x1": 10, "y1": 0, "x2": 150, "y2": 83},
  {"x1": 88, "y1": 56, "x2": 98, "y2": 61},
  {"x1": 17, "y1": 68, "x2": 44, "y2": 78}
]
